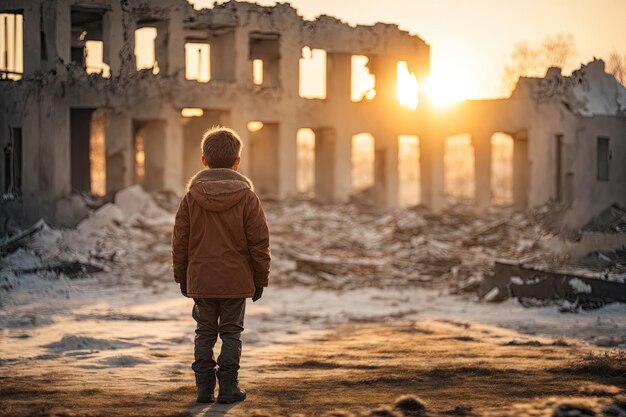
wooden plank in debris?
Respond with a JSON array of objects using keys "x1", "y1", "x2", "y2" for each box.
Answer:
[
  {"x1": 288, "y1": 250, "x2": 387, "y2": 275},
  {"x1": 482, "y1": 259, "x2": 626, "y2": 303},
  {"x1": 12, "y1": 261, "x2": 104, "y2": 278},
  {"x1": 0, "y1": 219, "x2": 46, "y2": 255}
]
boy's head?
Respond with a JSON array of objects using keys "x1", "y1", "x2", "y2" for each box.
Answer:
[{"x1": 200, "y1": 126, "x2": 242, "y2": 170}]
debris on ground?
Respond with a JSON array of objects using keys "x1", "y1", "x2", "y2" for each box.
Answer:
[
  {"x1": 579, "y1": 203, "x2": 626, "y2": 234},
  {"x1": 0, "y1": 186, "x2": 175, "y2": 304},
  {"x1": 2, "y1": 187, "x2": 625, "y2": 310}
]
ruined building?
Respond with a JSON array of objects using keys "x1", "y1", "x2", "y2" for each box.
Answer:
[{"x1": 1, "y1": 0, "x2": 625, "y2": 231}]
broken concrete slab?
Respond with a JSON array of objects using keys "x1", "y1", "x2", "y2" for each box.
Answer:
[{"x1": 481, "y1": 259, "x2": 626, "y2": 307}]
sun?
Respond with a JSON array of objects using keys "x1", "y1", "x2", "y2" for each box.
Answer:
[
  {"x1": 396, "y1": 61, "x2": 419, "y2": 110},
  {"x1": 424, "y1": 69, "x2": 470, "y2": 108}
]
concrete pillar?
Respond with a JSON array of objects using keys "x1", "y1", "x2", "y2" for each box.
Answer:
[
  {"x1": 513, "y1": 133, "x2": 529, "y2": 210},
  {"x1": 142, "y1": 120, "x2": 167, "y2": 191},
  {"x1": 415, "y1": 44, "x2": 430, "y2": 109},
  {"x1": 167, "y1": 9, "x2": 185, "y2": 78},
  {"x1": 154, "y1": 20, "x2": 170, "y2": 75},
  {"x1": 55, "y1": 0, "x2": 70, "y2": 67},
  {"x1": 22, "y1": 3, "x2": 42, "y2": 75},
  {"x1": 161, "y1": 111, "x2": 184, "y2": 192},
  {"x1": 103, "y1": 3, "x2": 133, "y2": 76},
  {"x1": 313, "y1": 127, "x2": 335, "y2": 203},
  {"x1": 473, "y1": 131, "x2": 492, "y2": 212},
  {"x1": 326, "y1": 53, "x2": 351, "y2": 105},
  {"x1": 370, "y1": 55, "x2": 398, "y2": 109},
  {"x1": 41, "y1": 1, "x2": 58, "y2": 72},
  {"x1": 210, "y1": 31, "x2": 235, "y2": 81},
  {"x1": 234, "y1": 27, "x2": 250, "y2": 84},
  {"x1": 22, "y1": 95, "x2": 41, "y2": 221},
  {"x1": 36, "y1": 89, "x2": 69, "y2": 221},
  {"x1": 249, "y1": 123, "x2": 279, "y2": 197},
  {"x1": 420, "y1": 135, "x2": 445, "y2": 212},
  {"x1": 105, "y1": 111, "x2": 133, "y2": 195},
  {"x1": 278, "y1": 121, "x2": 298, "y2": 198},
  {"x1": 373, "y1": 135, "x2": 399, "y2": 208},
  {"x1": 325, "y1": 53, "x2": 353, "y2": 203},
  {"x1": 334, "y1": 127, "x2": 353, "y2": 203}
]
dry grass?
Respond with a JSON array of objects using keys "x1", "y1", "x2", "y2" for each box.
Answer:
[{"x1": 0, "y1": 319, "x2": 624, "y2": 417}]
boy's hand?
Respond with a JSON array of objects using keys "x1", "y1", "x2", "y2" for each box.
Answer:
[
  {"x1": 180, "y1": 281, "x2": 188, "y2": 297},
  {"x1": 252, "y1": 287, "x2": 263, "y2": 302}
]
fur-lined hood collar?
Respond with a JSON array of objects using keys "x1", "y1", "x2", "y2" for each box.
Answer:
[
  {"x1": 187, "y1": 168, "x2": 254, "y2": 212},
  {"x1": 187, "y1": 168, "x2": 253, "y2": 193}
]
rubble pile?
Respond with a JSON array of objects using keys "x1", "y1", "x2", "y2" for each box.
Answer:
[
  {"x1": 265, "y1": 200, "x2": 553, "y2": 293},
  {"x1": 2, "y1": 185, "x2": 625, "y2": 306},
  {"x1": 0, "y1": 185, "x2": 176, "y2": 303}
]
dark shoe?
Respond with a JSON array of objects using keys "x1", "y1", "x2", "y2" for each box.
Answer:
[
  {"x1": 195, "y1": 371, "x2": 216, "y2": 403},
  {"x1": 217, "y1": 370, "x2": 246, "y2": 404}
]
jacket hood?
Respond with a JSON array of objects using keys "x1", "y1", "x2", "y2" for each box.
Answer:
[{"x1": 187, "y1": 168, "x2": 254, "y2": 212}]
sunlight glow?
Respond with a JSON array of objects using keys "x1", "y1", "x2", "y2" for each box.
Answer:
[
  {"x1": 247, "y1": 121, "x2": 264, "y2": 132},
  {"x1": 396, "y1": 61, "x2": 419, "y2": 110},
  {"x1": 85, "y1": 40, "x2": 110, "y2": 78},
  {"x1": 351, "y1": 55, "x2": 376, "y2": 102},
  {"x1": 181, "y1": 108, "x2": 204, "y2": 118},
  {"x1": 185, "y1": 42, "x2": 210, "y2": 82},
  {"x1": 299, "y1": 46, "x2": 327, "y2": 99},
  {"x1": 253, "y1": 59, "x2": 264, "y2": 85},
  {"x1": 424, "y1": 70, "x2": 470, "y2": 108},
  {"x1": 135, "y1": 27, "x2": 159, "y2": 74}
]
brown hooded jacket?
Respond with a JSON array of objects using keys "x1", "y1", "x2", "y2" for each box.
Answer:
[{"x1": 172, "y1": 168, "x2": 270, "y2": 298}]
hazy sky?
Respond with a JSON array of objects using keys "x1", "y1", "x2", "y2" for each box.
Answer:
[{"x1": 189, "y1": 0, "x2": 626, "y2": 99}]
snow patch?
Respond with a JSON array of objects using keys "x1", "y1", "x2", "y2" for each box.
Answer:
[
  {"x1": 43, "y1": 336, "x2": 140, "y2": 352},
  {"x1": 484, "y1": 287, "x2": 499, "y2": 301},
  {"x1": 98, "y1": 355, "x2": 152, "y2": 367},
  {"x1": 510, "y1": 276, "x2": 524, "y2": 285},
  {"x1": 114, "y1": 185, "x2": 173, "y2": 225},
  {"x1": 569, "y1": 278, "x2": 592, "y2": 294}
]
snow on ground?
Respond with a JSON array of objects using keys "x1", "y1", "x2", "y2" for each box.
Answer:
[
  {"x1": 1, "y1": 186, "x2": 625, "y2": 416},
  {"x1": 1, "y1": 185, "x2": 625, "y2": 357}
]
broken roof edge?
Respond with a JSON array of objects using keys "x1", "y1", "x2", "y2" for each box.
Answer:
[
  {"x1": 185, "y1": 0, "x2": 428, "y2": 45},
  {"x1": 510, "y1": 59, "x2": 626, "y2": 117}
]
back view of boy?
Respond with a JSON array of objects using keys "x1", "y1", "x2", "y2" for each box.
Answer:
[{"x1": 172, "y1": 127, "x2": 271, "y2": 404}]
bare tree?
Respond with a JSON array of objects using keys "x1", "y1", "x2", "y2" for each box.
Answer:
[
  {"x1": 607, "y1": 51, "x2": 626, "y2": 85},
  {"x1": 501, "y1": 33, "x2": 577, "y2": 96}
]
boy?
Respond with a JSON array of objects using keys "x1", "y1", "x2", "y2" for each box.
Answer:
[{"x1": 172, "y1": 126, "x2": 271, "y2": 404}]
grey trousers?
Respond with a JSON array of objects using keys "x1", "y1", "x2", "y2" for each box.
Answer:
[{"x1": 191, "y1": 298, "x2": 246, "y2": 375}]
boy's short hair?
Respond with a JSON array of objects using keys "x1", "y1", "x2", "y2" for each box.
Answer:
[{"x1": 201, "y1": 126, "x2": 243, "y2": 168}]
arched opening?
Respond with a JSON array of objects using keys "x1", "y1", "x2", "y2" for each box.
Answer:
[
  {"x1": 491, "y1": 132, "x2": 514, "y2": 205},
  {"x1": 297, "y1": 128, "x2": 315, "y2": 197},
  {"x1": 299, "y1": 47, "x2": 327, "y2": 99},
  {"x1": 444, "y1": 134, "x2": 474, "y2": 202},
  {"x1": 351, "y1": 133, "x2": 375, "y2": 192},
  {"x1": 398, "y1": 135, "x2": 420, "y2": 207},
  {"x1": 351, "y1": 56, "x2": 376, "y2": 102}
]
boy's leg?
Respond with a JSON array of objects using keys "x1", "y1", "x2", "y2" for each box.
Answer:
[
  {"x1": 191, "y1": 298, "x2": 219, "y2": 402},
  {"x1": 216, "y1": 298, "x2": 246, "y2": 371},
  {"x1": 216, "y1": 298, "x2": 246, "y2": 403}
]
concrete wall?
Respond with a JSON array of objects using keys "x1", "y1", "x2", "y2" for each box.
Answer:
[{"x1": 1, "y1": 0, "x2": 623, "y2": 233}]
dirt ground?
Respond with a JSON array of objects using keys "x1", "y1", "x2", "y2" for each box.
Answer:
[
  {"x1": 1, "y1": 302, "x2": 625, "y2": 417},
  {"x1": 2, "y1": 195, "x2": 625, "y2": 417}
]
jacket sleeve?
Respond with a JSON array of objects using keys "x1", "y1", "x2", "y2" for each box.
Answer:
[
  {"x1": 171, "y1": 196, "x2": 190, "y2": 284},
  {"x1": 244, "y1": 192, "x2": 271, "y2": 287}
]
